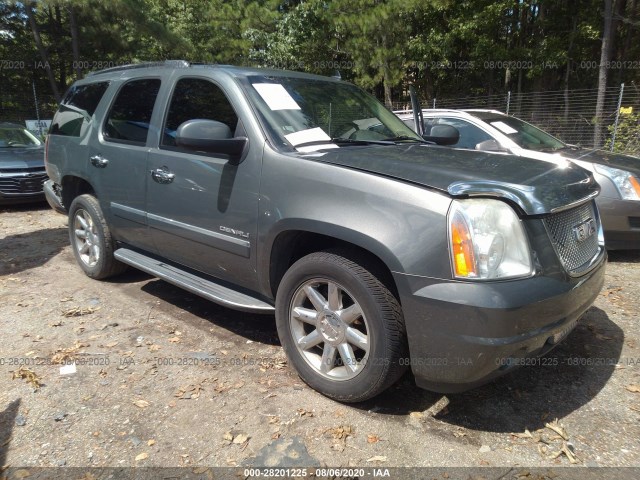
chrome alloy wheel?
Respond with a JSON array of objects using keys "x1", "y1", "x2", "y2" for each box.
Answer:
[
  {"x1": 289, "y1": 279, "x2": 370, "y2": 381},
  {"x1": 73, "y1": 208, "x2": 100, "y2": 267}
]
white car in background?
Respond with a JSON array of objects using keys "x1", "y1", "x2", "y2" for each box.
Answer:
[{"x1": 396, "y1": 109, "x2": 640, "y2": 250}]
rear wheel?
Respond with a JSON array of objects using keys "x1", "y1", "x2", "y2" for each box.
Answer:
[
  {"x1": 276, "y1": 250, "x2": 407, "y2": 402},
  {"x1": 68, "y1": 194, "x2": 126, "y2": 279}
]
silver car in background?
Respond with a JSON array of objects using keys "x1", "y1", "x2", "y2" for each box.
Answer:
[{"x1": 397, "y1": 109, "x2": 640, "y2": 250}]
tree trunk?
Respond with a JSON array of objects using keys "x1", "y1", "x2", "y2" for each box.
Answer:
[
  {"x1": 564, "y1": 16, "x2": 578, "y2": 123},
  {"x1": 383, "y1": 66, "x2": 392, "y2": 108},
  {"x1": 25, "y1": 2, "x2": 61, "y2": 102},
  {"x1": 69, "y1": 5, "x2": 83, "y2": 79},
  {"x1": 594, "y1": 0, "x2": 615, "y2": 148}
]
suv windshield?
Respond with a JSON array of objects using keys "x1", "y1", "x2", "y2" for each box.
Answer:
[
  {"x1": 241, "y1": 75, "x2": 423, "y2": 152},
  {"x1": 468, "y1": 112, "x2": 566, "y2": 152},
  {"x1": 0, "y1": 126, "x2": 42, "y2": 148}
]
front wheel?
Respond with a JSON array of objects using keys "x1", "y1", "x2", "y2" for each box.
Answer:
[
  {"x1": 68, "y1": 194, "x2": 126, "y2": 279},
  {"x1": 276, "y1": 251, "x2": 407, "y2": 402}
]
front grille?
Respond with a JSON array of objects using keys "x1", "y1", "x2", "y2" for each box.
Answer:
[
  {"x1": 543, "y1": 200, "x2": 601, "y2": 275},
  {"x1": 0, "y1": 173, "x2": 48, "y2": 194}
]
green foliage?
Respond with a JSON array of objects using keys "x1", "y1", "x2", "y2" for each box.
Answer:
[
  {"x1": 1, "y1": 0, "x2": 640, "y2": 115},
  {"x1": 607, "y1": 112, "x2": 640, "y2": 156}
]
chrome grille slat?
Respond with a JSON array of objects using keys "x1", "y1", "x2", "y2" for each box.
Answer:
[{"x1": 544, "y1": 201, "x2": 601, "y2": 275}]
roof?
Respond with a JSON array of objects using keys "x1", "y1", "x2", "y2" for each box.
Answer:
[{"x1": 85, "y1": 60, "x2": 342, "y2": 83}]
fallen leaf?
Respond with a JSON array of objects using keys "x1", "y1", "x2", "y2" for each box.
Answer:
[
  {"x1": 61, "y1": 306, "x2": 100, "y2": 317},
  {"x1": 105, "y1": 342, "x2": 119, "y2": 348},
  {"x1": 48, "y1": 320, "x2": 64, "y2": 327},
  {"x1": 233, "y1": 433, "x2": 249, "y2": 444},
  {"x1": 11, "y1": 366, "x2": 42, "y2": 390},
  {"x1": 367, "y1": 434, "x2": 380, "y2": 443},
  {"x1": 511, "y1": 428, "x2": 533, "y2": 439},
  {"x1": 626, "y1": 384, "x2": 640, "y2": 393},
  {"x1": 147, "y1": 439, "x2": 156, "y2": 446},
  {"x1": 135, "y1": 452, "x2": 149, "y2": 461},
  {"x1": 325, "y1": 425, "x2": 353, "y2": 440},
  {"x1": 366, "y1": 455, "x2": 387, "y2": 462},
  {"x1": 296, "y1": 408, "x2": 314, "y2": 417},
  {"x1": 223, "y1": 431, "x2": 233, "y2": 443},
  {"x1": 168, "y1": 337, "x2": 180, "y2": 343},
  {"x1": 133, "y1": 399, "x2": 150, "y2": 408},
  {"x1": 50, "y1": 341, "x2": 90, "y2": 364},
  {"x1": 545, "y1": 419, "x2": 569, "y2": 440}
]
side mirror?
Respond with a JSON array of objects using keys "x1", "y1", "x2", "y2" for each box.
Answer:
[
  {"x1": 176, "y1": 119, "x2": 248, "y2": 164},
  {"x1": 475, "y1": 139, "x2": 508, "y2": 152},
  {"x1": 423, "y1": 125, "x2": 460, "y2": 146}
]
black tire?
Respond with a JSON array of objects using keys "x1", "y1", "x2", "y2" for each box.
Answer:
[
  {"x1": 275, "y1": 250, "x2": 407, "y2": 402},
  {"x1": 68, "y1": 194, "x2": 127, "y2": 280}
]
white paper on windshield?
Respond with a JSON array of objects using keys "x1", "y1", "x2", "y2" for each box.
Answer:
[
  {"x1": 491, "y1": 121, "x2": 518, "y2": 135},
  {"x1": 253, "y1": 83, "x2": 301, "y2": 111},
  {"x1": 285, "y1": 127, "x2": 338, "y2": 152}
]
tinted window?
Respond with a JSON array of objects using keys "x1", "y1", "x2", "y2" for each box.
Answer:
[
  {"x1": 104, "y1": 79, "x2": 161, "y2": 144},
  {"x1": 425, "y1": 117, "x2": 493, "y2": 150},
  {"x1": 163, "y1": 78, "x2": 238, "y2": 147},
  {"x1": 50, "y1": 82, "x2": 110, "y2": 137}
]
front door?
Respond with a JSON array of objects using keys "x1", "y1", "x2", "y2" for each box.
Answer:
[{"x1": 146, "y1": 76, "x2": 261, "y2": 291}]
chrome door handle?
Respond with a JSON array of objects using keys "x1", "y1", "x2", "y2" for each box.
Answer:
[
  {"x1": 90, "y1": 155, "x2": 109, "y2": 168},
  {"x1": 150, "y1": 167, "x2": 175, "y2": 184}
]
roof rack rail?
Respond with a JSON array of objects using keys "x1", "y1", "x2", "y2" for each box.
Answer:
[{"x1": 87, "y1": 60, "x2": 190, "y2": 77}]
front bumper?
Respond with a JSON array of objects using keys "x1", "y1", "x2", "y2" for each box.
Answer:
[
  {"x1": 43, "y1": 180, "x2": 67, "y2": 214},
  {"x1": 394, "y1": 253, "x2": 606, "y2": 393},
  {"x1": 597, "y1": 196, "x2": 640, "y2": 250}
]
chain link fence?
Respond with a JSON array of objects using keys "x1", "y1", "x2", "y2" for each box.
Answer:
[
  {"x1": 394, "y1": 84, "x2": 640, "y2": 156},
  {"x1": 0, "y1": 80, "x2": 57, "y2": 138}
]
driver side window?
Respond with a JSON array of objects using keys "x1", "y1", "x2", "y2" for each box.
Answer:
[{"x1": 162, "y1": 78, "x2": 239, "y2": 148}]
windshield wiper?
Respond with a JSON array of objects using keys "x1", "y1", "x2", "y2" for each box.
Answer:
[
  {"x1": 293, "y1": 138, "x2": 396, "y2": 149},
  {"x1": 381, "y1": 135, "x2": 430, "y2": 144}
]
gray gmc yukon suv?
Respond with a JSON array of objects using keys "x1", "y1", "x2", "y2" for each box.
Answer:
[{"x1": 44, "y1": 61, "x2": 606, "y2": 402}]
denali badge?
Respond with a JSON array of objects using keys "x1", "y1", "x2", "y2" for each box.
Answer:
[
  {"x1": 220, "y1": 226, "x2": 249, "y2": 238},
  {"x1": 573, "y1": 218, "x2": 597, "y2": 243}
]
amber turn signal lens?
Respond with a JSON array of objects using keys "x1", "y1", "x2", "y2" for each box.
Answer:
[
  {"x1": 630, "y1": 176, "x2": 640, "y2": 198},
  {"x1": 450, "y1": 213, "x2": 477, "y2": 278}
]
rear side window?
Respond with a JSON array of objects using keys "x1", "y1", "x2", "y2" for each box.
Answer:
[
  {"x1": 162, "y1": 78, "x2": 238, "y2": 147},
  {"x1": 50, "y1": 82, "x2": 110, "y2": 137},
  {"x1": 103, "y1": 79, "x2": 161, "y2": 145}
]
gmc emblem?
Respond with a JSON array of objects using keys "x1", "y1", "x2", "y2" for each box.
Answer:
[{"x1": 573, "y1": 218, "x2": 597, "y2": 243}]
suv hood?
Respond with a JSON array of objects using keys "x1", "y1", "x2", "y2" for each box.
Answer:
[
  {"x1": 561, "y1": 147, "x2": 640, "y2": 177},
  {"x1": 0, "y1": 146, "x2": 45, "y2": 170},
  {"x1": 310, "y1": 144, "x2": 598, "y2": 215}
]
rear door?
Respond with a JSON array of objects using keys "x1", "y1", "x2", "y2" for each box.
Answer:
[
  {"x1": 145, "y1": 75, "x2": 262, "y2": 290},
  {"x1": 89, "y1": 78, "x2": 162, "y2": 252}
]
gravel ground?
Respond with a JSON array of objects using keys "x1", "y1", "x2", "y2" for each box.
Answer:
[{"x1": 1, "y1": 203, "x2": 639, "y2": 477}]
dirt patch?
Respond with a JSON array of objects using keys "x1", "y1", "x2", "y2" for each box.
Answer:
[{"x1": 1, "y1": 205, "x2": 639, "y2": 470}]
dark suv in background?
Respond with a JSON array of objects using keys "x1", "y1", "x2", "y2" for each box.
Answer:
[
  {"x1": 44, "y1": 61, "x2": 606, "y2": 402},
  {"x1": 0, "y1": 122, "x2": 47, "y2": 205}
]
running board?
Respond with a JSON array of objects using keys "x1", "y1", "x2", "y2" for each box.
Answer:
[{"x1": 114, "y1": 248, "x2": 275, "y2": 314}]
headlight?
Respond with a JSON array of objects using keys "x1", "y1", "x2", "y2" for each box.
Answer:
[
  {"x1": 594, "y1": 164, "x2": 640, "y2": 200},
  {"x1": 448, "y1": 199, "x2": 532, "y2": 280}
]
